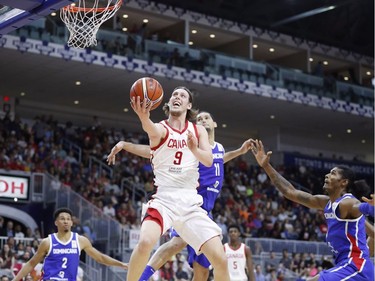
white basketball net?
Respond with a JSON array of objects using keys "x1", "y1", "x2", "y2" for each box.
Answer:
[{"x1": 60, "y1": 0, "x2": 122, "y2": 49}]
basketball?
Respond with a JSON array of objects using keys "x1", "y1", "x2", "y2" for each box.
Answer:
[{"x1": 130, "y1": 77, "x2": 164, "y2": 110}]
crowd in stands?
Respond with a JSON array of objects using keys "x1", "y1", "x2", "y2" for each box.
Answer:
[
  {"x1": 0, "y1": 113, "x2": 371, "y2": 280},
  {"x1": 1, "y1": 113, "x2": 373, "y2": 240}
]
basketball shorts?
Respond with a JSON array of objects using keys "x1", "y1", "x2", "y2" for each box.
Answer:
[
  {"x1": 319, "y1": 258, "x2": 374, "y2": 281},
  {"x1": 143, "y1": 187, "x2": 222, "y2": 255},
  {"x1": 170, "y1": 228, "x2": 211, "y2": 269}
]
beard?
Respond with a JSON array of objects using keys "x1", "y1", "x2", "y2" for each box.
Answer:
[{"x1": 169, "y1": 108, "x2": 183, "y2": 117}]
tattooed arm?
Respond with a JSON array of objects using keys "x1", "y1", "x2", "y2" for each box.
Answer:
[{"x1": 250, "y1": 139, "x2": 329, "y2": 210}]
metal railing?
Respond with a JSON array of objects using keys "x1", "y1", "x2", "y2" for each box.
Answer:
[
  {"x1": 88, "y1": 156, "x2": 113, "y2": 178},
  {"x1": 62, "y1": 138, "x2": 82, "y2": 163},
  {"x1": 246, "y1": 238, "x2": 332, "y2": 256},
  {"x1": 10, "y1": 20, "x2": 374, "y2": 106},
  {"x1": 0, "y1": 170, "x2": 125, "y2": 281}
]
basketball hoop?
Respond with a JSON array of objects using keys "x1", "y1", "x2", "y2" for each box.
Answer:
[{"x1": 60, "y1": 0, "x2": 122, "y2": 49}]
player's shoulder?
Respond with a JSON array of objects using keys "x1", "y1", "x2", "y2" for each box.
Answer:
[
  {"x1": 76, "y1": 233, "x2": 91, "y2": 248},
  {"x1": 214, "y1": 142, "x2": 225, "y2": 151},
  {"x1": 37, "y1": 236, "x2": 51, "y2": 251}
]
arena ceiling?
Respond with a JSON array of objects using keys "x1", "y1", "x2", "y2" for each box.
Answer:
[{"x1": 150, "y1": 0, "x2": 374, "y2": 57}]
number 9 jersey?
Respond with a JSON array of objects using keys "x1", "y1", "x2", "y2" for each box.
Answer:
[{"x1": 151, "y1": 120, "x2": 199, "y2": 190}]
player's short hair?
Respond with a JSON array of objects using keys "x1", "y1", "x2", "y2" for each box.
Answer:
[
  {"x1": 197, "y1": 111, "x2": 215, "y2": 121},
  {"x1": 336, "y1": 165, "x2": 356, "y2": 191},
  {"x1": 227, "y1": 224, "x2": 241, "y2": 232},
  {"x1": 53, "y1": 208, "x2": 73, "y2": 220}
]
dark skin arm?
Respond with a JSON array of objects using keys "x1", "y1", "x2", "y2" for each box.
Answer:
[
  {"x1": 12, "y1": 238, "x2": 49, "y2": 281},
  {"x1": 245, "y1": 246, "x2": 255, "y2": 281},
  {"x1": 250, "y1": 139, "x2": 329, "y2": 210}
]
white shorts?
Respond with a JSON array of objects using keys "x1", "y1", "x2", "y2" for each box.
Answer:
[{"x1": 143, "y1": 187, "x2": 222, "y2": 254}]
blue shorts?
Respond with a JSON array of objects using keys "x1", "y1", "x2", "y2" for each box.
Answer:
[
  {"x1": 319, "y1": 259, "x2": 374, "y2": 281},
  {"x1": 170, "y1": 228, "x2": 211, "y2": 269}
]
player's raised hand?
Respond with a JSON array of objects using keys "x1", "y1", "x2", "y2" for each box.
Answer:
[
  {"x1": 239, "y1": 139, "x2": 253, "y2": 154},
  {"x1": 107, "y1": 141, "x2": 126, "y2": 165},
  {"x1": 187, "y1": 130, "x2": 198, "y2": 151},
  {"x1": 250, "y1": 139, "x2": 272, "y2": 168},
  {"x1": 131, "y1": 96, "x2": 151, "y2": 120},
  {"x1": 362, "y1": 194, "x2": 374, "y2": 206}
]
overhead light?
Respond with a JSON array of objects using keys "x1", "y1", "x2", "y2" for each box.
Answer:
[
  {"x1": 51, "y1": 12, "x2": 57, "y2": 16},
  {"x1": 122, "y1": 27, "x2": 127, "y2": 32},
  {"x1": 344, "y1": 76, "x2": 349, "y2": 81},
  {"x1": 20, "y1": 92, "x2": 26, "y2": 96},
  {"x1": 189, "y1": 41, "x2": 193, "y2": 46},
  {"x1": 327, "y1": 133, "x2": 332, "y2": 138},
  {"x1": 252, "y1": 44, "x2": 258, "y2": 48},
  {"x1": 269, "y1": 48, "x2": 275, "y2": 52},
  {"x1": 323, "y1": 61, "x2": 328, "y2": 65},
  {"x1": 209, "y1": 34, "x2": 215, "y2": 38},
  {"x1": 75, "y1": 81, "x2": 81, "y2": 86},
  {"x1": 346, "y1": 129, "x2": 352, "y2": 134},
  {"x1": 222, "y1": 124, "x2": 227, "y2": 128},
  {"x1": 309, "y1": 58, "x2": 314, "y2": 62},
  {"x1": 143, "y1": 19, "x2": 149, "y2": 23},
  {"x1": 74, "y1": 100, "x2": 79, "y2": 105},
  {"x1": 361, "y1": 139, "x2": 366, "y2": 144},
  {"x1": 123, "y1": 108, "x2": 129, "y2": 112},
  {"x1": 191, "y1": 30, "x2": 197, "y2": 34},
  {"x1": 270, "y1": 115, "x2": 275, "y2": 119},
  {"x1": 122, "y1": 14, "x2": 128, "y2": 18},
  {"x1": 366, "y1": 71, "x2": 371, "y2": 76}
]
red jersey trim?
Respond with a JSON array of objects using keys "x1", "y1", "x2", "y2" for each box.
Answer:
[
  {"x1": 143, "y1": 208, "x2": 163, "y2": 231},
  {"x1": 346, "y1": 227, "x2": 366, "y2": 271},
  {"x1": 151, "y1": 123, "x2": 169, "y2": 151},
  {"x1": 164, "y1": 119, "x2": 189, "y2": 134}
]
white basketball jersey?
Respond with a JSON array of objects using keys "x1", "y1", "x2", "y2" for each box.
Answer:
[
  {"x1": 151, "y1": 120, "x2": 199, "y2": 189},
  {"x1": 224, "y1": 243, "x2": 248, "y2": 281}
]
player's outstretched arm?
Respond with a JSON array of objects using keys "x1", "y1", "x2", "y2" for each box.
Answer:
[
  {"x1": 223, "y1": 139, "x2": 252, "y2": 163},
  {"x1": 107, "y1": 141, "x2": 151, "y2": 165},
  {"x1": 350, "y1": 195, "x2": 375, "y2": 218},
  {"x1": 80, "y1": 236, "x2": 128, "y2": 269},
  {"x1": 12, "y1": 238, "x2": 49, "y2": 281},
  {"x1": 250, "y1": 139, "x2": 328, "y2": 210},
  {"x1": 362, "y1": 194, "x2": 374, "y2": 206},
  {"x1": 245, "y1": 245, "x2": 255, "y2": 281}
]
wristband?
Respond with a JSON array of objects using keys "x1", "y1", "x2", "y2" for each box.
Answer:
[{"x1": 359, "y1": 202, "x2": 374, "y2": 217}]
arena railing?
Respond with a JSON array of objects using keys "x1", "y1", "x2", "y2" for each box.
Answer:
[
  {"x1": 9, "y1": 19, "x2": 374, "y2": 106},
  {"x1": 0, "y1": 169, "x2": 124, "y2": 281},
  {"x1": 246, "y1": 237, "x2": 332, "y2": 257}
]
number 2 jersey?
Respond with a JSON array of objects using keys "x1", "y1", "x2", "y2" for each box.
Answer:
[{"x1": 43, "y1": 232, "x2": 81, "y2": 281}]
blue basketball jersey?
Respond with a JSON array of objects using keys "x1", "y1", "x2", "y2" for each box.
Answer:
[
  {"x1": 197, "y1": 142, "x2": 225, "y2": 216},
  {"x1": 320, "y1": 194, "x2": 374, "y2": 281},
  {"x1": 170, "y1": 142, "x2": 225, "y2": 269},
  {"x1": 43, "y1": 232, "x2": 81, "y2": 281}
]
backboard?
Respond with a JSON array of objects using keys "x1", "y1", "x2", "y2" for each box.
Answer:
[{"x1": 0, "y1": 0, "x2": 74, "y2": 37}]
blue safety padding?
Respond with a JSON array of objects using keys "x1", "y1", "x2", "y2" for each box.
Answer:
[
  {"x1": 0, "y1": 0, "x2": 44, "y2": 11},
  {"x1": 0, "y1": 0, "x2": 75, "y2": 36}
]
